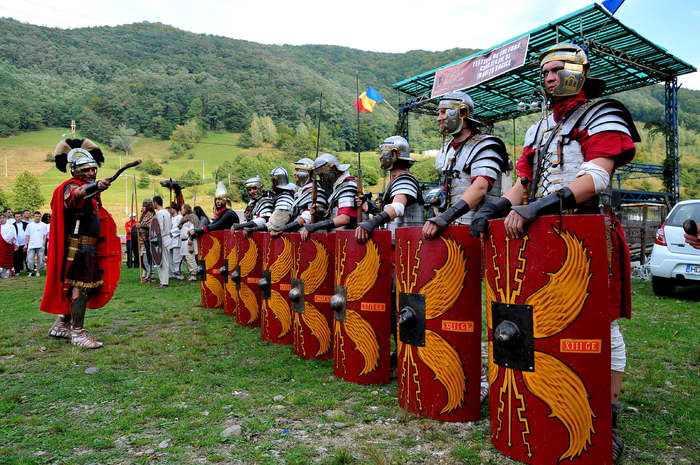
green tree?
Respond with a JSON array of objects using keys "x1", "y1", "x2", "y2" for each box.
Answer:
[
  {"x1": 12, "y1": 171, "x2": 44, "y2": 211},
  {"x1": 185, "y1": 97, "x2": 203, "y2": 120},
  {"x1": 0, "y1": 186, "x2": 8, "y2": 210},
  {"x1": 138, "y1": 175, "x2": 150, "y2": 189},
  {"x1": 170, "y1": 118, "x2": 205, "y2": 152},
  {"x1": 110, "y1": 125, "x2": 136, "y2": 155},
  {"x1": 179, "y1": 169, "x2": 202, "y2": 187},
  {"x1": 239, "y1": 114, "x2": 264, "y2": 148},
  {"x1": 139, "y1": 159, "x2": 163, "y2": 176},
  {"x1": 261, "y1": 115, "x2": 278, "y2": 144}
]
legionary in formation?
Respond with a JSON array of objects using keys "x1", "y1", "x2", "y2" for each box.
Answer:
[
  {"x1": 244, "y1": 167, "x2": 297, "y2": 233},
  {"x1": 422, "y1": 91, "x2": 510, "y2": 240},
  {"x1": 301, "y1": 153, "x2": 358, "y2": 239},
  {"x1": 233, "y1": 177, "x2": 274, "y2": 230},
  {"x1": 192, "y1": 182, "x2": 240, "y2": 235},
  {"x1": 40, "y1": 139, "x2": 121, "y2": 349},
  {"x1": 272, "y1": 157, "x2": 329, "y2": 234},
  {"x1": 355, "y1": 136, "x2": 424, "y2": 243},
  {"x1": 472, "y1": 42, "x2": 639, "y2": 463}
]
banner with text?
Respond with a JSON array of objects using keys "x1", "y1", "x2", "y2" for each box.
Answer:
[{"x1": 431, "y1": 35, "x2": 530, "y2": 99}]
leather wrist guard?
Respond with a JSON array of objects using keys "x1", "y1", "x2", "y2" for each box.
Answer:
[
  {"x1": 511, "y1": 187, "x2": 577, "y2": 220},
  {"x1": 280, "y1": 221, "x2": 302, "y2": 232},
  {"x1": 428, "y1": 199, "x2": 470, "y2": 229},
  {"x1": 304, "y1": 219, "x2": 334, "y2": 233},
  {"x1": 193, "y1": 228, "x2": 204, "y2": 236},
  {"x1": 359, "y1": 211, "x2": 390, "y2": 232},
  {"x1": 233, "y1": 221, "x2": 256, "y2": 230},
  {"x1": 470, "y1": 197, "x2": 512, "y2": 237},
  {"x1": 245, "y1": 224, "x2": 267, "y2": 233},
  {"x1": 82, "y1": 182, "x2": 99, "y2": 196}
]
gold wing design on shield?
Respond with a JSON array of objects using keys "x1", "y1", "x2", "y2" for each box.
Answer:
[
  {"x1": 416, "y1": 330, "x2": 466, "y2": 414},
  {"x1": 301, "y1": 240, "x2": 329, "y2": 295},
  {"x1": 302, "y1": 302, "x2": 331, "y2": 356},
  {"x1": 204, "y1": 235, "x2": 224, "y2": 307}
]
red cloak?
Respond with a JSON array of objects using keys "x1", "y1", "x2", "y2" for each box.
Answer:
[
  {"x1": 39, "y1": 178, "x2": 122, "y2": 315},
  {"x1": 0, "y1": 228, "x2": 13, "y2": 269}
]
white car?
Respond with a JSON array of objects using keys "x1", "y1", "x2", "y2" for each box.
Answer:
[{"x1": 648, "y1": 199, "x2": 700, "y2": 295}]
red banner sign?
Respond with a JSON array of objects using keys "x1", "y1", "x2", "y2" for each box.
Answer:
[{"x1": 431, "y1": 35, "x2": 530, "y2": 99}]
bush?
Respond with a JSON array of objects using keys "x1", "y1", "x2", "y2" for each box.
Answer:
[
  {"x1": 138, "y1": 175, "x2": 150, "y2": 189},
  {"x1": 139, "y1": 159, "x2": 163, "y2": 176}
]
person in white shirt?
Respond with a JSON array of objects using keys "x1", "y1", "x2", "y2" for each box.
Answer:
[
  {"x1": 168, "y1": 203, "x2": 183, "y2": 280},
  {"x1": 153, "y1": 195, "x2": 172, "y2": 288},
  {"x1": 13, "y1": 212, "x2": 27, "y2": 274},
  {"x1": 0, "y1": 212, "x2": 17, "y2": 278},
  {"x1": 178, "y1": 204, "x2": 199, "y2": 281},
  {"x1": 24, "y1": 211, "x2": 48, "y2": 276}
]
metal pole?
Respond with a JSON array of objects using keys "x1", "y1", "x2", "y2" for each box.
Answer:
[
  {"x1": 202, "y1": 160, "x2": 205, "y2": 181},
  {"x1": 125, "y1": 174, "x2": 128, "y2": 215},
  {"x1": 664, "y1": 78, "x2": 680, "y2": 205}
]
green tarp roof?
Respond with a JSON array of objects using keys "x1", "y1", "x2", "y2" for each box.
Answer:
[{"x1": 392, "y1": 3, "x2": 696, "y2": 123}]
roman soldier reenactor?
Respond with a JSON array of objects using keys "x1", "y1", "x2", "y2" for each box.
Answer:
[
  {"x1": 232, "y1": 177, "x2": 273, "y2": 230},
  {"x1": 244, "y1": 167, "x2": 297, "y2": 233},
  {"x1": 272, "y1": 158, "x2": 329, "y2": 235},
  {"x1": 355, "y1": 136, "x2": 424, "y2": 243},
  {"x1": 472, "y1": 42, "x2": 640, "y2": 463},
  {"x1": 40, "y1": 139, "x2": 121, "y2": 349},
  {"x1": 301, "y1": 153, "x2": 358, "y2": 239}
]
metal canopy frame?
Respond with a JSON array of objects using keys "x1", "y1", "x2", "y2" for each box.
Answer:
[{"x1": 392, "y1": 3, "x2": 695, "y2": 204}]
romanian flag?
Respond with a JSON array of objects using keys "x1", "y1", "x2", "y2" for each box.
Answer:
[{"x1": 352, "y1": 87, "x2": 384, "y2": 113}]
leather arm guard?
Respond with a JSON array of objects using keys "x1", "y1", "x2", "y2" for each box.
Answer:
[
  {"x1": 304, "y1": 219, "x2": 335, "y2": 234},
  {"x1": 511, "y1": 187, "x2": 577, "y2": 220},
  {"x1": 232, "y1": 221, "x2": 256, "y2": 230},
  {"x1": 280, "y1": 221, "x2": 303, "y2": 232},
  {"x1": 427, "y1": 199, "x2": 470, "y2": 230},
  {"x1": 358, "y1": 211, "x2": 390, "y2": 233},
  {"x1": 81, "y1": 182, "x2": 100, "y2": 196},
  {"x1": 244, "y1": 224, "x2": 267, "y2": 233},
  {"x1": 470, "y1": 197, "x2": 512, "y2": 237}
]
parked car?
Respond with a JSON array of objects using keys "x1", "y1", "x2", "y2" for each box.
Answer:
[{"x1": 648, "y1": 199, "x2": 700, "y2": 296}]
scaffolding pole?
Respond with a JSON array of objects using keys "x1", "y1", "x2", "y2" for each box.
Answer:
[{"x1": 664, "y1": 78, "x2": 680, "y2": 204}]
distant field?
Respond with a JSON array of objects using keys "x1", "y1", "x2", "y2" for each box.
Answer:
[{"x1": 0, "y1": 129, "x2": 394, "y2": 234}]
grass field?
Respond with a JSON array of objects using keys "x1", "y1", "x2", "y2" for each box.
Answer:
[
  {"x1": 0, "y1": 269, "x2": 698, "y2": 465},
  {"x1": 0, "y1": 129, "x2": 398, "y2": 235}
]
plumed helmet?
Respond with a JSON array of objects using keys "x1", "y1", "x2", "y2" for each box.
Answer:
[
  {"x1": 270, "y1": 166, "x2": 296, "y2": 192},
  {"x1": 53, "y1": 138, "x2": 104, "y2": 175},
  {"x1": 379, "y1": 135, "x2": 414, "y2": 170},
  {"x1": 312, "y1": 153, "x2": 350, "y2": 175},
  {"x1": 539, "y1": 42, "x2": 605, "y2": 98},
  {"x1": 293, "y1": 157, "x2": 314, "y2": 185},
  {"x1": 215, "y1": 181, "x2": 229, "y2": 200},
  {"x1": 437, "y1": 92, "x2": 483, "y2": 135}
]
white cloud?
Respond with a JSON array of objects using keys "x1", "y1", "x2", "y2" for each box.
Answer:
[{"x1": 679, "y1": 70, "x2": 700, "y2": 91}]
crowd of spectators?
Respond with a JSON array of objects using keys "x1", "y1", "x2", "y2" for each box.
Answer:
[{"x1": 0, "y1": 208, "x2": 50, "y2": 278}]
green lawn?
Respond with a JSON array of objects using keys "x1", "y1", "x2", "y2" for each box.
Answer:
[{"x1": 0, "y1": 271, "x2": 698, "y2": 465}]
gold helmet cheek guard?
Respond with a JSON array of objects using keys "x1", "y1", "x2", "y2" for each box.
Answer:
[{"x1": 540, "y1": 45, "x2": 589, "y2": 97}]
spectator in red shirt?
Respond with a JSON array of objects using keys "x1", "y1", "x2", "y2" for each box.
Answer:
[{"x1": 125, "y1": 213, "x2": 138, "y2": 268}]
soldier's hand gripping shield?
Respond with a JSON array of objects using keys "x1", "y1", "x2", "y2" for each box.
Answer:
[
  {"x1": 198, "y1": 230, "x2": 226, "y2": 309},
  {"x1": 332, "y1": 229, "x2": 393, "y2": 384},
  {"x1": 485, "y1": 215, "x2": 612, "y2": 465},
  {"x1": 395, "y1": 225, "x2": 482, "y2": 422},
  {"x1": 258, "y1": 233, "x2": 295, "y2": 345},
  {"x1": 288, "y1": 231, "x2": 335, "y2": 361}
]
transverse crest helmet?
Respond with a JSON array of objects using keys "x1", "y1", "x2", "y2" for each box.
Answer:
[
  {"x1": 215, "y1": 181, "x2": 229, "y2": 200},
  {"x1": 437, "y1": 92, "x2": 483, "y2": 135},
  {"x1": 53, "y1": 138, "x2": 104, "y2": 175},
  {"x1": 379, "y1": 135, "x2": 414, "y2": 170},
  {"x1": 539, "y1": 42, "x2": 605, "y2": 98}
]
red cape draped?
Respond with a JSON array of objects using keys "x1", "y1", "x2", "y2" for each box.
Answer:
[
  {"x1": 0, "y1": 229, "x2": 13, "y2": 269},
  {"x1": 39, "y1": 179, "x2": 122, "y2": 315}
]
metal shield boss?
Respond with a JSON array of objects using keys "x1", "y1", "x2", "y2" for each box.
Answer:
[
  {"x1": 485, "y1": 215, "x2": 612, "y2": 465},
  {"x1": 288, "y1": 232, "x2": 335, "y2": 361},
  {"x1": 231, "y1": 231, "x2": 263, "y2": 327},
  {"x1": 198, "y1": 230, "x2": 226, "y2": 309},
  {"x1": 332, "y1": 230, "x2": 393, "y2": 384},
  {"x1": 259, "y1": 233, "x2": 294, "y2": 344},
  {"x1": 395, "y1": 225, "x2": 482, "y2": 422}
]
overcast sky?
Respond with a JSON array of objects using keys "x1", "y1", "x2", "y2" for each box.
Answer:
[{"x1": 1, "y1": 0, "x2": 698, "y2": 89}]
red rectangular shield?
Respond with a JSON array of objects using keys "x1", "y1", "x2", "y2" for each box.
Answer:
[
  {"x1": 289, "y1": 232, "x2": 335, "y2": 361},
  {"x1": 198, "y1": 230, "x2": 225, "y2": 309},
  {"x1": 485, "y1": 215, "x2": 612, "y2": 465},
  {"x1": 260, "y1": 233, "x2": 294, "y2": 345},
  {"x1": 231, "y1": 231, "x2": 264, "y2": 327},
  {"x1": 395, "y1": 225, "x2": 482, "y2": 422},
  {"x1": 332, "y1": 229, "x2": 393, "y2": 384}
]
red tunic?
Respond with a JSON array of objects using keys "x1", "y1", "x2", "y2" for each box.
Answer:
[
  {"x1": 515, "y1": 93, "x2": 635, "y2": 321},
  {"x1": 0, "y1": 229, "x2": 13, "y2": 269},
  {"x1": 39, "y1": 178, "x2": 122, "y2": 315}
]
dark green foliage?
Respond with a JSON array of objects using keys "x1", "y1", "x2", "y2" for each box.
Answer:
[
  {"x1": 0, "y1": 186, "x2": 8, "y2": 211},
  {"x1": 139, "y1": 159, "x2": 163, "y2": 176},
  {"x1": 179, "y1": 169, "x2": 202, "y2": 187},
  {"x1": 11, "y1": 171, "x2": 44, "y2": 211},
  {"x1": 137, "y1": 175, "x2": 150, "y2": 189}
]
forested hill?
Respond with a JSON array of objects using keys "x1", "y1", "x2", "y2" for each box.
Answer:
[{"x1": 1, "y1": 17, "x2": 699, "y2": 149}]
